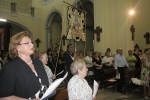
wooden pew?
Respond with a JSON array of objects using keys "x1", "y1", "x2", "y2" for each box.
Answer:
[
  {"x1": 49, "y1": 88, "x2": 68, "y2": 100},
  {"x1": 103, "y1": 68, "x2": 117, "y2": 92}
]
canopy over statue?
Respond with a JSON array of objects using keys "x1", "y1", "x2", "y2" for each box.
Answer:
[{"x1": 67, "y1": 7, "x2": 86, "y2": 42}]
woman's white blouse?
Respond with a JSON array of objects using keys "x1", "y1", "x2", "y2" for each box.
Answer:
[
  {"x1": 85, "y1": 56, "x2": 93, "y2": 68},
  {"x1": 67, "y1": 75, "x2": 92, "y2": 100},
  {"x1": 45, "y1": 65, "x2": 53, "y2": 84}
]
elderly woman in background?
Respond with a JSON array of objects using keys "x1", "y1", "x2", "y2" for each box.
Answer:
[
  {"x1": 37, "y1": 51, "x2": 56, "y2": 85},
  {"x1": 67, "y1": 59, "x2": 95, "y2": 100},
  {"x1": 0, "y1": 31, "x2": 49, "y2": 100}
]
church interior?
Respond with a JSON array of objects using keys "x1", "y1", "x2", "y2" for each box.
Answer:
[{"x1": 0, "y1": 0, "x2": 150, "y2": 100}]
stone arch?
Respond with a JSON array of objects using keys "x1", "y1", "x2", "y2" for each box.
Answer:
[
  {"x1": 45, "y1": 8, "x2": 62, "y2": 50},
  {"x1": 0, "y1": 20, "x2": 32, "y2": 51},
  {"x1": 8, "y1": 20, "x2": 32, "y2": 38}
]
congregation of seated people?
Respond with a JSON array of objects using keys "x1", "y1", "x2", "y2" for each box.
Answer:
[{"x1": 1, "y1": 43, "x2": 150, "y2": 99}]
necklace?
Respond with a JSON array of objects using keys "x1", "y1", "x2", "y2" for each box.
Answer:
[{"x1": 27, "y1": 61, "x2": 32, "y2": 65}]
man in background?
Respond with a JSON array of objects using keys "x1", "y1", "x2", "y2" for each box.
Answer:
[
  {"x1": 114, "y1": 48, "x2": 132, "y2": 92},
  {"x1": 64, "y1": 44, "x2": 74, "y2": 81},
  {"x1": 126, "y1": 50, "x2": 137, "y2": 70}
]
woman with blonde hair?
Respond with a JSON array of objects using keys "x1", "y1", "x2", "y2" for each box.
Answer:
[{"x1": 0, "y1": 31, "x2": 49, "y2": 100}]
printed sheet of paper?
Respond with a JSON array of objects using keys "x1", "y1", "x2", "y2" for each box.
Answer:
[
  {"x1": 116, "y1": 73, "x2": 120, "y2": 79},
  {"x1": 41, "y1": 72, "x2": 68, "y2": 100},
  {"x1": 93, "y1": 80, "x2": 99, "y2": 97},
  {"x1": 108, "y1": 79, "x2": 116, "y2": 82}
]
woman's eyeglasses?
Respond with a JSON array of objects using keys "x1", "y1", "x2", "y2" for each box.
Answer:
[{"x1": 19, "y1": 41, "x2": 34, "y2": 45}]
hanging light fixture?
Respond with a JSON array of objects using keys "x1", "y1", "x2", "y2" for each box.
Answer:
[
  {"x1": 129, "y1": 10, "x2": 135, "y2": 15},
  {"x1": 0, "y1": 18, "x2": 7, "y2": 22}
]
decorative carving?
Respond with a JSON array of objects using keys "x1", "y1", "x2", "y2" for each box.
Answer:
[
  {"x1": 67, "y1": 7, "x2": 85, "y2": 42},
  {"x1": 130, "y1": 25, "x2": 135, "y2": 41},
  {"x1": 30, "y1": 7, "x2": 34, "y2": 17},
  {"x1": 94, "y1": 26, "x2": 102, "y2": 42},
  {"x1": 62, "y1": 35, "x2": 66, "y2": 46},
  {"x1": 11, "y1": 2, "x2": 17, "y2": 13},
  {"x1": 144, "y1": 32, "x2": 150, "y2": 44},
  {"x1": 35, "y1": 38, "x2": 41, "y2": 48}
]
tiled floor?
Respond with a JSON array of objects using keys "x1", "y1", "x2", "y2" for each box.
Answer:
[{"x1": 96, "y1": 89, "x2": 144, "y2": 100}]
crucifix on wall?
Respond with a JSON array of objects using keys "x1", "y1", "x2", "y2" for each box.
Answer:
[
  {"x1": 35, "y1": 38, "x2": 41, "y2": 48},
  {"x1": 130, "y1": 25, "x2": 135, "y2": 41},
  {"x1": 144, "y1": 32, "x2": 150, "y2": 44},
  {"x1": 62, "y1": 35, "x2": 66, "y2": 46},
  {"x1": 94, "y1": 26, "x2": 102, "y2": 42}
]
